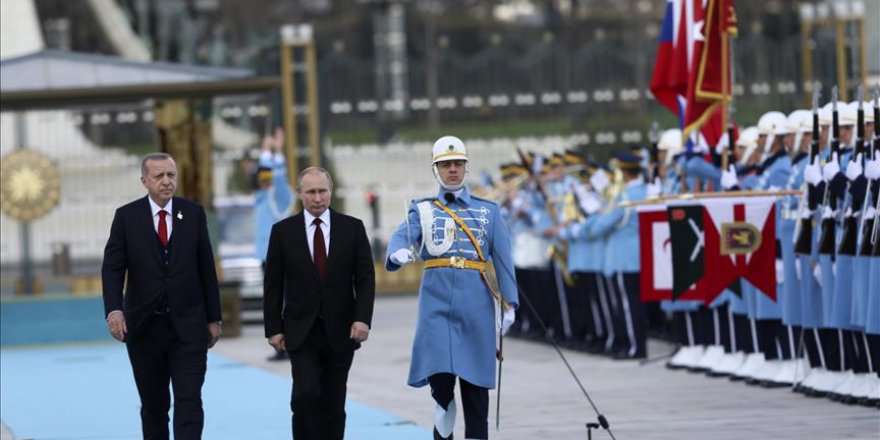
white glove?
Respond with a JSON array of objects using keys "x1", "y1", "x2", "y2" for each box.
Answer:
[
  {"x1": 500, "y1": 307, "x2": 515, "y2": 336},
  {"x1": 864, "y1": 157, "x2": 880, "y2": 180},
  {"x1": 864, "y1": 206, "x2": 876, "y2": 219},
  {"x1": 589, "y1": 169, "x2": 610, "y2": 193},
  {"x1": 813, "y1": 264, "x2": 823, "y2": 289},
  {"x1": 573, "y1": 183, "x2": 591, "y2": 203},
  {"x1": 646, "y1": 177, "x2": 662, "y2": 198},
  {"x1": 389, "y1": 248, "x2": 414, "y2": 266},
  {"x1": 720, "y1": 165, "x2": 739, "y2": 190},
  {"x1": 579, "y1": 192, "x2": 602, "y2": 215},
  {"x1": 794, "y1": 260, "x2": 802, "y2": 282},
  {"x1": 821, "y1": 205, "x2": 835, "y2": 219},
  {"x1": 845, "y1": 154, "x2": 863, "y2": 181},
  {"x1": 803, "y1": 156, "x2": 822, "y2": 186},
  {"x1": 822, "y1": 153, "x2": 840, "y2": 182}
]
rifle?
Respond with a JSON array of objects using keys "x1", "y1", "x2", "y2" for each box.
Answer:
[
  {"x1": 818, "y1": 87, "x2": 841, "y2": 255},
  {"x1": 838, "y1": 86, "x2": 867, "y2": 256},
  {"x1": 794, "y1": 88, "x2": 821, "y2": 254},
  {"x1": 861, "y1": 88, "x2": 880, "y2": 257}
]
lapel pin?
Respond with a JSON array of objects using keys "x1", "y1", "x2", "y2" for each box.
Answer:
[{"x1": 177, "y1": 211, "x2": 183, "y2": 220}]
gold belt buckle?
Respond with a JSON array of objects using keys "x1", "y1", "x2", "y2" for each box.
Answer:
[{"x1": 449, "y1": 256, "x2": 466, "y2": 269}]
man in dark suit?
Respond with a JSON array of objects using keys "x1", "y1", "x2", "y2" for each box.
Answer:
[
  {"x1": 102, "y1": 152, "x2": 222, "y2": 440},
  {"x1": 263, "y1": 166, "x2": 375, "y2": 440}
]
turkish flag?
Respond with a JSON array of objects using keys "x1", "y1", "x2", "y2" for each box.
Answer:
[{"x1": 683, "y1": 0, "x2": 737, "y2": 148}]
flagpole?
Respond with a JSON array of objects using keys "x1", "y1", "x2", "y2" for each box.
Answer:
[
  {"x1": 621, "y1": 189, "x2": 801, "y2": 207},
  {"x1": 720, "y1": 0, "x2": 730, "y2": 171}
]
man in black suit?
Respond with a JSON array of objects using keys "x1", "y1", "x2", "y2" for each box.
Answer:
[
  {"x1": 263, "y1": 166, "x2": 375, "y2": 440},
  {"x1": 102, "y1": 152, "x2": 222, "y2": 440}
]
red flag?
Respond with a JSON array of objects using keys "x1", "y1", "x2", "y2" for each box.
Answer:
[
  {"x1": 650, "y1": 0, "x2": 687, "y2": 116},
  {"x1": 700, "y1": 197, "x2": 777, "y2": 303},
  {"x1": 683, "y1": 0, "x2": 737, "y2": 148}
]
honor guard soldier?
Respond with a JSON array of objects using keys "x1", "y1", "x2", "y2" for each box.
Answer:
[
  {"x1": 554, "y1": 150, "x2": 608, "y2": 352},
  {"x1": 385, "y1": 135, "x2": 519, "y2": 440},
  {"x1": 579, "y1": 151, "x2": 648, "y2": 359}
]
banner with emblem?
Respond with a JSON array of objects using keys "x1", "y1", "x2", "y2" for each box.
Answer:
[
  {"x1": 638, "y1": 195, "x2": 778, "y2": 304},
  {"x1": 699, "y1": 197, "x2": 777, "y2": 302}
]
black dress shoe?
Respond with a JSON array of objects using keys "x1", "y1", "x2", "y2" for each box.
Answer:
[
  {"x1": 744, "y1": 377, "x2": 762, "y2": 386},
  {"x1": 612, "y1": 350, "x2": 646, "y2": 360},
  {"x1": 857, "y1": 397, "x2": 880, "y2": 408},
  {"x1": 433, "y1": 427, "x2": 453, "y2": 440},
  {"x1": 759, "y1": 380, "x2": 790, "y2": 389},
  {"x1": 267, "y1": 350, "x2": 288, "y2": 361}
]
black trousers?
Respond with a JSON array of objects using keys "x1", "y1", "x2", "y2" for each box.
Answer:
[
  {"x1": 289, "y1": 319, "x2": 354, "y2": 440},
  {"x1": 126, "y1": 313, "x2": 208, "y2": 440},
  {"x1": 428, "y1": 373, "x2": 489, "y2": 440},
  {"x1": 607, "y1": 272, "x2": 646, "y2": 358}
]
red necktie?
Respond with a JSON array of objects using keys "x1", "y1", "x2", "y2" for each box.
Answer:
[
  {"x1": 312, "y1": 218, "x2": 326, "y2": 279},
  {"x1": 158, "y1": 210, "x2": 169, "y2": 246}
]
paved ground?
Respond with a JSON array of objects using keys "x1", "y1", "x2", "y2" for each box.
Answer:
[
  {"x1": 217, "y1": 295, "x2": 880, "y2": 440},
  {"x1": 2, "y1": 294, "x2": 878, "y2": 439}
]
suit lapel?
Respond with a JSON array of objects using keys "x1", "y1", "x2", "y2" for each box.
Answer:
[
  {"x1": 325, "y1": 210, "x2": 342, "y2": 278},
  {"x1": 140, "y1": 196, "x2": 164, "y2": 267},
  {"x1": 168, "y1": 197, "x2": 183, "y2": 268}
]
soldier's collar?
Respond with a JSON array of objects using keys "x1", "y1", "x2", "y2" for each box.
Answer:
[{"x1": 437, "y1": 187, "x2": 471, "y2": 206}]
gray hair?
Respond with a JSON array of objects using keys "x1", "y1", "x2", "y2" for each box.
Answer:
[
  {"x1": 141, "y1": 152, "x2": 175, "y2": 176},
  {"x1": 296, "y1": 166, "x2": 334, "y2": 191}
]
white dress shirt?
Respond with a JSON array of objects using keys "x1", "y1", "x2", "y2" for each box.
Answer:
[
  {"x1": 303, "y1": 209, "x2": 331, "y2": 260},
  {"x1": 148, "y1": 196, "x2": 173, "y2": 239}
]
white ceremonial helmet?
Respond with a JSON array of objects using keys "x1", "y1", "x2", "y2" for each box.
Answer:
[
  {"x1": 431, "y1": 135, "x2": 469, "y2": 191},
  {"x1": 818, "y1": 103, "x2": 833, "y2": 126},
  {"x1": 736, "y1": 126, "x2": 760, "y2": 165},
  {"x1": 786, "y1": 110, "x2": 812, "y2": 153},
  {"x1": 658, "y1": 128, "x2": 683, "y2": 152},
  {"x1": 838, "y1": 102, "x2": 857, "y2": 126},
  {"x1": 757, "y1": 111, "x2": 789, "y2": 152},
  {"x1": 863, "y1": 102, "x2": 875, "y2": 123},
  {"x1": 786, "y1": 109, "x2": 812, "y2": 134}
]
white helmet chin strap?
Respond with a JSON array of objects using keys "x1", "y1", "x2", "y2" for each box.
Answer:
[{"x1": 432, "y1": 162, "x2": 468, "y2": 191}]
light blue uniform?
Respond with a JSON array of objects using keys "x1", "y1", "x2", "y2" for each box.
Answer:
[
  {"x1": 780, "y1": 152, "x2": 808, "y2": 326},
  {"x1": 582, "y1": 181, "x2": 647, "y2": 276},
  {"x1": 852, "y1": 179, "x2": 878, "y2": 329},
  {"x1": 684, "y1": 154, "x2": 721, "y2": 191},
  {"x1": 819, "y1": 148, "x2": 854, "y2": 329},
  {"x1": 798, "y1": 147, "x2": 831, "y2": 329},
  {"x1": 755, "y1": 150, "x2": 791, "y2": 320},
  {"x1": 254, "y1": 152, "x2": 294, "y2": 261},
  {"x1": 386, "y1": 187, "x2": 518, "y2": 389}
]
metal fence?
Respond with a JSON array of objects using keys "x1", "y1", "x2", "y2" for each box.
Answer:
[{"x1": 1, "y1": 27, "x2": 872, "y2": 293}]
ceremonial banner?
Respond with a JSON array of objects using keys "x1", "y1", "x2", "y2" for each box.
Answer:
[
  {"x1": 639, "y1": 204, "x2": 705, "y2": 303},
  {"x1": 700, "y1": 197, "x2": 777, "y2": 302},
  {"x1": 683, "y1": 0, "x2": 737, "y2": 148},
  {"x1": 638, "y1": 206, "x2": 673, "y2": 302},
  {"x1": 667, "y1": 204, "x2": 708, "y2": 300}
]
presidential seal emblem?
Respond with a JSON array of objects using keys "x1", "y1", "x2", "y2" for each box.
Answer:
[
  {"x1": 720, "y1": 221, "x2": 762, "y2": 255},
  {"x1": 1, "y1": 149, "x2": 61, "y2": 221}
]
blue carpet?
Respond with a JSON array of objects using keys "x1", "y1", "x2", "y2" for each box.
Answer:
[{"x1": 0, "y1": 344, "x2": 427, "y2": 439}]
